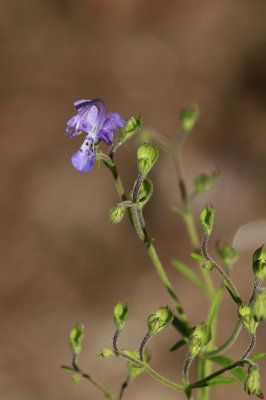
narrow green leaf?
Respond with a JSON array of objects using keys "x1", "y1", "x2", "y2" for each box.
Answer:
[
  {"x1": 190, "y1": 253, "x2": 204, "y2": 261},
  {"x1": 206, "y1": 288, "x2": 222, "y2": 328},
  {"x1": 169, "y1": 337, "x2": 189, "y2": 352},
  {"x1": 170, "y1": 206, "x2": 185, "y2": 219},
  {"x1": 250, "y1": 352, "x2": 266, "y2": 361},
  {"x1": 172, "y1": 315, "x2": 191, "y2": 337},
  {"x1": 209, "y1": 356, "x2": 247, "y2": 383},
  {"x1": 171, "y1": 259, "x2": 205, "y2": 292},
  {"x1": 223, "y1": 280, "x2": 242, "y2": 306},
  {"x1": 61, "y1": 365, "x2": 75, "y2": 373},
  {"x1": 195, "y1": 376, "x2": 236, "y2": 388}
]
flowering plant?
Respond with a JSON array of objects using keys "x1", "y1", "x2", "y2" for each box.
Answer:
[{"x1": 62, "y1": 99, "x2": 265, "y2": 400}]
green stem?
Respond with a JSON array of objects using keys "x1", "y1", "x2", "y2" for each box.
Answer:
[
  {"x1": 202, "y1": 321, "x2": 242, "y2": 358},
  {"x1": 202, "y1": 277, "x2": 259, "y2": 359},
  {"x1": 183, "y1": 210, "x2": 215, "y2": 300},
  {"x1": 172, "y1": 147, "x2": 216, "y2": 400},
  {"x1": 202, "y1": 233, "x2": 243, "y2": 306},
  {"x1": 119, "y1": 351, "x2": 184, "y2": 392},
  {"x1": 71, "y1": 354, "x2": 116, "y2": 400},
  {"x1": 105, "y1": 158, "x2": 190, "y2": 328},
  {"x1": 189, "y1": 359, "x2": 253, "y2": 390},
  {"x1": 147, "y1": 242, "x2": 190, "y2": 328}
]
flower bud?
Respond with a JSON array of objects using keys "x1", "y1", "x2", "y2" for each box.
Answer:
[
  {"x1": 147, "y1": 306, "x2": 174, "y2": 336},
  {"x1": 109, "y1": 201, "x2": 133, "y2": 224},
  {"x1": 202, "y1": 260, "x2": 215, "y2": 270},
  {"x1": 69, "y1": 324, "x2": 84, "y2": 356},
  {"x1": 137, "y1": 143, "x2": 158, "y2": 177},
  {"x1": 200, "y1": 205, "x2": 215, "y2": 236},
  {"x1": 253, "y1": 246, "x2": 266, "y2": 282},
  {"x1": 180, "y1": 105, "x2": 200, "y2": 131},
  {"x1": 98, "y1": 348, "x2": 114, "y2": 358},
  {"x1": 114, "y1": 301, "x2": 129, "y2": 331},
  {"x1": 194, "y1": 172, "x2": 219, "y2": 195},
  {"x1": 216, "y1": 242, "x2": 239, "y2": 270},
  {"x1": 188, "y1": 323, "x2": 211, "y2": 357},
  {"x1": 252, "y1": 291, "x2": 266, "y2": 322},
  {"x1": 238, "y1": 305, "x2": 258, "y2": 334},
  {"x1": 244, "y1": 365, "x2": 261, "y2": 396}
]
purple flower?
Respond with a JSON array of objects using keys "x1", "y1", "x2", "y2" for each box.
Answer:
[{"x1": 65, "y1": 99, "x2": 125, "y2": 172}]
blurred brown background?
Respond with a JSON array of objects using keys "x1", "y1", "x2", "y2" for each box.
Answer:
[{"x1": 1, "y1": 0, "x2": 266, "y2": 399}]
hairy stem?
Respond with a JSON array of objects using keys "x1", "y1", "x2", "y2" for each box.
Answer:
[
  {"x1": 118, "y1": 376, "x2": 131, "y2": 400},
  {"x1": 203, "y1": 321, "x2": 242, "y2": 358},
  {"x1": 241, "y1": 333, "x2": 257, "y2": 360},
  {"x1": 119, "y1": 351, "x2": 184, "y2": 392},
  {"x1": 189, "y1": 359, "x2": 253, "y2": 390},
  {"x1": 71, "y1": 354, "x2": 116, "y2": 400},
  {"x1": 139, "y1": 332, "x2": 151, "y2": 361},
  {"x1": 105, "y1": 158, "x2": 190, "y2": 328},
  {"x1": 201, "y1": 233, "x2": 242, "y2": 306}
]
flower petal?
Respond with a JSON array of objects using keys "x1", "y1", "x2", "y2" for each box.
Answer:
[
  {"x1": 74, "y1": 100, "x2": 99, "y2": 127},
  {"x1": 71, "y1": 137, "x2": 95, "y2": 172},
  {"x1": 102, "y1": 112, "x2": 125, "y2": 131},
  {"x1": 97, "y1": 129, "x2": 113, "y2": 145},
  {"x1": 64, "y1": 115, "x2": 82, "y2": 137}
]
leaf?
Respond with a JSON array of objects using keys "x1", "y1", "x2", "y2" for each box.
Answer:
[
  {"x1": 171, "y1": 315, "x2": 191, "y2": 337},
  {"x1": 195, "y1": 376, "x2": 236, "y2": 388},
  {"x1": 190, "y1": 253, "x2": 204, "y2": 261},
  {"x1": 209, "y1": 356, "x2": 247, "y2": 383},
  {"x1": 206, "y1": 288, "x2": 222, "y2": 328},
  {"x1": 171, "y1": 259, "x2": 205, "y2": 292},
  {"x1": 169, "y1": 337, "x2": 189, "y2": 352},
  {"x1": 61, "y1": 365, "x2": 75, "y2": 372},
  {"x1": 194, "y1": 172, "x2": 219, "y2": 195},
  {"x1": 72, "y1": 374, "x2": 83, "y2": 385},
  {"x1": 250, "y1": 352, "x2": 266, "y2": 361},
  {"x1": 223, "y1": 280, "x2": 242, "y2": 306}
]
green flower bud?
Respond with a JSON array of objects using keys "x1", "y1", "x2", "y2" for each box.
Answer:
[
  {"x1": 253, "y1": 246, "x2": 266, "y2": 282},
  {"x1": 180, "y1": 105, "x2": 200, "y2": 131},
  {"x1": 135, "y1": 178, "x2": 153, "y2": 210},
  {"x1": 252, "y1": 291, "x2": 266, "y2": 322},
  {"x1": 216, "y1": 242, "x2": 239, "y2": 270},
  {"x1": 194, "y1": 172, "x2": 219, "y2": 195},
  {"x1": 119, "y1": 116, "x2": 142, "y2": 143},
  {"x1": 188, "y1": 323, "x2": 211, "y2": 357},
  {"x1": 114, "y1": 301, "x2": 129, "y2": 331},
  {"x1": 147, "y1": 306, "x2": 174, "y2": 336},
  {"x1": 244, "y1": 365, "x2": 261, "y2": 396},
  {"x1": 238, "y1": 305, "x2": 259, "y2": 334},
  {"x1": 98, "y1": 348, "x2": 114, "y2": 359},
  {"x1": 200, "y1": 205, "x2": 215, "y2": 236},
  {"x1": 109, "y1": 201, "x2": 133, "y2": 224},
  {"x1": 202, "y1": 260, "x2": 215, "y2": 270},
  {"x1": 69, "y1": 324, "x2": 84, "y2": 356},
  {"x1": 137, "y1": 143, "x2": 158, "y2": 177}
]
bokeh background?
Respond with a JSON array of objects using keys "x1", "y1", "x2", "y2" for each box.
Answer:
[{"x1": 1, "y1": 1, "x2": 266, "y2": 399}]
